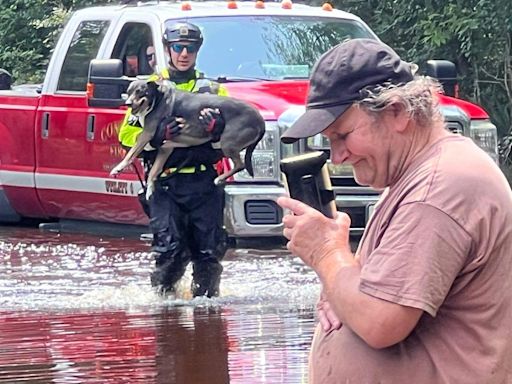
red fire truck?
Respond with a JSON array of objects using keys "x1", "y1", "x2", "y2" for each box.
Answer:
[{"x1": 0, "y1": 1, "x2": 498, "y2": 239}]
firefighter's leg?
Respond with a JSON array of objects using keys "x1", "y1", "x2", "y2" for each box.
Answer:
[
  {"x1": 188, "y1": 185, "x2": 227, "y2": 298},
  {"x1": 148, "y1": 182, "x2": 188, "y2": 294},
  {"x1": 150, "y1": 241, "x2": 190, "y2": 295}
]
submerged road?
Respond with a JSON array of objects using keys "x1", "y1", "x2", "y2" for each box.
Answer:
[{"x1": 0, "y1": 224, "x2": 320, "y2": 383}]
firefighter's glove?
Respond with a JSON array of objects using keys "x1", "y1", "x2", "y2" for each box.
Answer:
[
  {"x1": 199, "y1": 108, "x2": 225, "y2": 143},
  {"x1": 150, "y1": 115, "x2": 184, "y2": 148}
]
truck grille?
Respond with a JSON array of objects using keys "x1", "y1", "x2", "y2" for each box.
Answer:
[
  {"x1": 331, "y1": 177, "x2": 362, "y2": 187},
  {"x1": 343, "y1": 206, "x2": 366, "y2": 228},
  {"x1": 245, "y1": 200, "x2": 282, "y2": 225}
]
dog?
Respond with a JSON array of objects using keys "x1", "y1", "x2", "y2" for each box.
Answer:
[{"x1": 110, "y1": 79, "x2": 266, "y2": 199}]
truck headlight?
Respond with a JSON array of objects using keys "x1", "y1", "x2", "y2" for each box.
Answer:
[
  {"x1": 232, "y1": 121, "x2": 280, "y2": 182},
  {"x1": 471, "y1": 119, "x2": 499, "y2": 164}
]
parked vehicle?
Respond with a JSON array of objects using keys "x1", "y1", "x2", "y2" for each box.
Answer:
[{"x1": 0, "y1": 1, "x2": 498, "y2": 239}]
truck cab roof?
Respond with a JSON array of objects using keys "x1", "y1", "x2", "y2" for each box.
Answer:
[{"x1": 76, "y1": 1, "x2": 366, "y2": 21}]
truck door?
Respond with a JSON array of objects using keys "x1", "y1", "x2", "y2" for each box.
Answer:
[
  {"x1": 35, "y1": 18, "x2": 122, "y2": 222},
  {"x1": 87, "y1": 21, "x2": 161, "y2": 225},
  {"x1": 35, "y1": 17, "x2": 155, "y2": 225}
]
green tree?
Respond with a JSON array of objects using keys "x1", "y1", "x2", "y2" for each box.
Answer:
[
  {"x1": 331, "y1": 0, "x2": 512, "y2": 162},
  {"x1": 0, "y1": 0, "x2": 115, "y2": 83}
]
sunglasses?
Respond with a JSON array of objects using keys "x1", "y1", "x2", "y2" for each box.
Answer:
[
  {"x1": 146, "y1": 53, "x2": 155, "y2": 61},
  {"x1": 169, "y1": 43, "x2": 199, "y2": 54}
]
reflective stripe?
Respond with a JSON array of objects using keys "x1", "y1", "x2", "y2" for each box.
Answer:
[
  {"x1": 148, "y1": 69, "x2": 170, "y2": 82},
  {"x1": 217, "y1": 84, "x2": 229, "y2": 96},
  {"x1": 160, "y1": 164, "x2": 207, "y2": 177},
  {"x1": 119, "y1": 127, "x2": 142, "y2": 148}
]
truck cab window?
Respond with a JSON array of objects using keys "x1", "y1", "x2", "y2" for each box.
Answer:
[
  {"x1": 111, "y1": 23, "x2": 154, "y2": 76},
  {"x1": 57, "y1": 20, "x2": 110, "y2": 92},
  {"x1": 177, "y1": 16, "x2": 373, "y2": 80}
]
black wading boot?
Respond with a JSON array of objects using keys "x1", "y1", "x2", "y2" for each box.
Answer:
[
  {"x1": 191, "y1": 262, "x2": 223, "y2": 298},
  {"x1": 150, "y1": 252, "x2": 186, "y2": 296}
]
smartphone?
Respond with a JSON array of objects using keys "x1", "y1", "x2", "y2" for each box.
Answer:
[{"x1": 280, "y1": 151, "x2": 337, "y2": 218}]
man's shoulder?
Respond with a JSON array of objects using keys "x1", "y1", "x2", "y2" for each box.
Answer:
[{"x1": 395, "y1": 135, "x2": 508, "y2": 219}]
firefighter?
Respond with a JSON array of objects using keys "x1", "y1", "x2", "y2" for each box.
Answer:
[{"x1": 118, "y1": 22, "x2": 228, "y2": 298}]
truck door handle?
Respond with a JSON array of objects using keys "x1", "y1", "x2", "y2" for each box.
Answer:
[
  {"x1": 41, "y1": 112, "x2": 50, "y2": 139},
  {"x1": 87, "y1": 115, "x2": 95, "y2": 141}
]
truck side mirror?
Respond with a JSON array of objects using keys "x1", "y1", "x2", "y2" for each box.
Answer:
[
  {"x1": 0, "y1": 68, "x2": 12, "y2": 90},
  {"x1": 87, "y1": 59, "x2": 132, "y2": 108},
  {"x1": 424, "y1": 60, "x2": 458, "y2": 98}
]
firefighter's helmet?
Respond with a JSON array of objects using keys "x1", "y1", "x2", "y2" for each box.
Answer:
[{"x1": 163, "y1": 22, "x2": 203, "y2": 46}]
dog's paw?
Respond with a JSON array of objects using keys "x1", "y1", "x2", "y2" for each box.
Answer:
[
  {"x1": 146, "y1": 183, "x2": 155, "y2": 201},
  {"x1": 213, "y1": 176, "x2": 226, "y2": 186},
  {"x1": 110, "y1": 162, "x2": 126, "y2": 177}
]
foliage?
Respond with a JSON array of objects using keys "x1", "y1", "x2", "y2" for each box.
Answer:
[
  {"x1": 331, "y1": 0, "x2": 512, "y2": 164},
  {"x1": 0, "y1": 0, "x2": 116, "y2": 83}
]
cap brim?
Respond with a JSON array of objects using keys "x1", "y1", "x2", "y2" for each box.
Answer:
[{"x1": 280, "y1": 103, "x2": 351, "y2": 144}]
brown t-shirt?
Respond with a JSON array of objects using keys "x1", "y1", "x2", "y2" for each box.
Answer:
[{"x1": 309, "y1": 136, "x2": 512, "y2": 384}]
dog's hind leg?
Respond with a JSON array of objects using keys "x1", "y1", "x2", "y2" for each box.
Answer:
[{"x1": 214, "y1": 152, "x2": 244, "y2": 185}]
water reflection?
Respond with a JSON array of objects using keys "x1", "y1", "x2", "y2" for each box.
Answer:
[{"x1": 0, "y1": 226, "x2": 319, "y2": 383}]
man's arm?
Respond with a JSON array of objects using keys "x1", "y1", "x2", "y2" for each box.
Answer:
[
  {"x1": 318, "y1": 254, "x2": 422, "y2": 349},
  {"x1": 278, "y1": 196, "x2": 423, "y2": 349}
]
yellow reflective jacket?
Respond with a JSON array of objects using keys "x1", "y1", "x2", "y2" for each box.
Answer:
[{"x1": 118, "y1": 69, "x2": 228, "y2": 148}]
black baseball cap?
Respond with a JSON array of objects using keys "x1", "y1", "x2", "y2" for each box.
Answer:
[{"x1": 281, "y1": 38, "x2": 415, "y2": 144}]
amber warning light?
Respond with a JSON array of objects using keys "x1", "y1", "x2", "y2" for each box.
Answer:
[
  {"x1": 86, "y1": 83, "x2": 94, "y2": 99},
  {"x1": 322, "y1": 2, "x2": 333, "y2": 11},
  {"x1": 281, "y1": 0, "x2": 292, "y2": 9}
]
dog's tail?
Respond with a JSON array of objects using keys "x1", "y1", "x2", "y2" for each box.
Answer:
[{"x1": 244, "y1": 129, "x2": 265, "y2": 177}]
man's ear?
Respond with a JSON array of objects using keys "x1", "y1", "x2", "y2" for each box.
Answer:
[{"x1": 384, "y1": 101, "x2": 410, "y2": 133}]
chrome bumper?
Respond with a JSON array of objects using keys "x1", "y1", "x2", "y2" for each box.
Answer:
[
  {"x1": 224, "y1": 184, "x2": 286, "y2": 237},
  {"x1": 224, "y1": 183, "x2": 381, "y2": 238}
]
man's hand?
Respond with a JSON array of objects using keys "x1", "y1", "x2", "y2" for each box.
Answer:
[
  {"x1": 317, "y1": 291, "x2": 342, "y2": 332},
  {"x1": 277, "y1": 196, "x2": 354, "y2": 271},
  {"x1": 150, "y1": 115, "x2": 185, "y2": 148},
  {"x1": 199, "y1": 108, "x2": 225, "y2": 142}
]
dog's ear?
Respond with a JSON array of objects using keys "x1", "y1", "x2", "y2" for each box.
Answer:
[
  {"x1": 146, "y1": 80, "x2": 159, "y2": 91},
  {"x1": 126, "y1": 80, "x2": 138, "y2": 94},
  {"x1": 157, "y1": 79, "x2": 175, "y2": 94}
]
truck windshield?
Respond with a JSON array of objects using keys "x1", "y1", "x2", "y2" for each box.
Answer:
[{"x1": 165, "y1": 16, "x2": 374, "y2": 81}]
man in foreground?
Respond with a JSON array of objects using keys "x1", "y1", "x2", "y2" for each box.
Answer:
[{"x1": 279, "y1": 38, "x2": 512, "y2": 383}]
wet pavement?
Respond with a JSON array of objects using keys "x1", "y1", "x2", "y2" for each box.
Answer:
[{"x1": 0, "y1": 225, "x2": 320, "y2": 383}]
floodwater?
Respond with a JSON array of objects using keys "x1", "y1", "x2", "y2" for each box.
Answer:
[{"x1": 0, "y1": 225, "x2": 320, "y2": 384}]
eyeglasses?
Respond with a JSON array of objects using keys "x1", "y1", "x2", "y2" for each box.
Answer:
[
  {"x1": 146, "y1": 53, "x2": 155, "y2": 61},
  {"x1": 169, "y1": 43, "x2": 199, "y2": 54}
]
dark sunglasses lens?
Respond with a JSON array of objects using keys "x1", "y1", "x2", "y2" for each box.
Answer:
[
  {"x1": 170, "y1": 43, "x2": 198, "y2": 53},
  {"x1": 146, "y1": 53, "x2": 155, "y2": 60}
]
